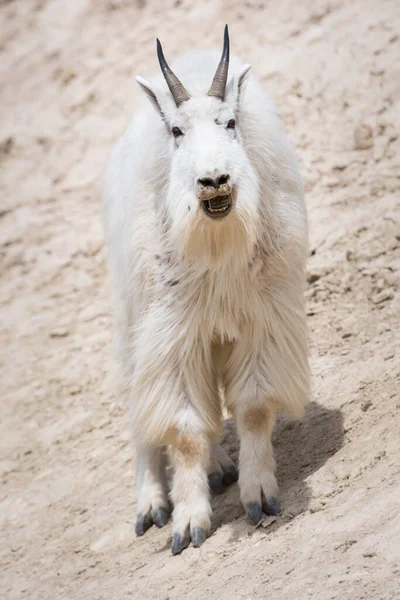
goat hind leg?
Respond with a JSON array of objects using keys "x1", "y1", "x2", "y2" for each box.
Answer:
[
  {"x1": 135, "y1": 445, "x2": 170, "y2": 536},
  {"x1": 207, "y1": 443, "x2": 238, "y2": 494}
]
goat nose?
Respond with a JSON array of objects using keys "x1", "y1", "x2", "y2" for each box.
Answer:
[{"x1": 198, "y1": 173, "x2": 230, "y2": 188}]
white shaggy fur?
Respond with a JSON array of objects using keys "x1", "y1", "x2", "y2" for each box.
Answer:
[{"x1": 102, "y1": 47, "x2": 310, "y2": 552}]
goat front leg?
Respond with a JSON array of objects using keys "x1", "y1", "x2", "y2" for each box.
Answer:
[
  {"x1": 169, "y1": 426, "x2": 211, "y2": 555},
  {"x1": 225, "y1": 295, "x2": 309, "y2": 523},
  {"x1": 225, "y1": 344, "x2": 281, "y2": 523},
  {"x1": 236, "y1": 401, "x2": 281, "y2": 523},
  {"x1": 135, "y1": 445, "x2": 170, "y2": 535}
]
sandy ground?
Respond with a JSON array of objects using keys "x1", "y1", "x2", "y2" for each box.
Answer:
[{"x1": 1, "y1": 1, "x2": 399, "y2": 599}]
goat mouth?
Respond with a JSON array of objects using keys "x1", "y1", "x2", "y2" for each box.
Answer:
[{"x1": 202, "y1": 194, "x2": 232, "y2": 219}]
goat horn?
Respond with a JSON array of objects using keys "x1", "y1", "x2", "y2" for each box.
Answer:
[
  {"x1": 156, "y1": 38, "x2": 190, "y2": 107},
  {"x1": 208, "y1": 25, "x2": 230, "y2": 100}
]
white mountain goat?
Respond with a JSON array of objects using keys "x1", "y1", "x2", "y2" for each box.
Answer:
[{"x1": 102, "y1": 26, "x2": 310, "y2": 554}]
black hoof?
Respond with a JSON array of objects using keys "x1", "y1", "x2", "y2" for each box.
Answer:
[
  {"x1": 171, "y1": 531, "x2": 190, "y2": 555},
  {"x1": 153, "y1": 507, "x2": 170, "y2": 528},
  {"x1": 246, "y1": 501, "x2": 263, "y2": 525},
  {"x1": 223, "y1": 464, "x2": 239, "y2": 485},
  {"x1": 208, "y1": 471, "x2": 224, "y2": 495},
  {"x1": 135, "y1": 512, "x2": 152, "y2": 536},
  {"x1": 191, "y1": 527, "x2": 207, "y2": 548},
  {"x1": 263, "y1": 496, "x2": 281, "y2": 516}
]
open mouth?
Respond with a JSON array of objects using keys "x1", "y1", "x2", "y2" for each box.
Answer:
[{"x1": 202, "y1": 194, "x2": 232, "y2": 218}]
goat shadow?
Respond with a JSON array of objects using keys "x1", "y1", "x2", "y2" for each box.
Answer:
[{"x1": 211, "y1": 401, "x2": 345, "y2": 542}]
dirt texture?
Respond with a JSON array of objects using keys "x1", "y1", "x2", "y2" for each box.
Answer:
[{"x1": 1, "y1": 1, "x2": 399, "y2": 599}]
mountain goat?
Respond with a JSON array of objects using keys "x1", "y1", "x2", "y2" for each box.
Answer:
[{"x1": 102, "y1": 26, "x2": 310, "y2": 555}]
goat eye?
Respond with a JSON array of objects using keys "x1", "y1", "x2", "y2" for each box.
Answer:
[
  {"x1": 172, "y1": 126, "x2": 183, "y2": 138},
  {"x1": 227, "y1": 119, "x2": 236, "y2": 129}
]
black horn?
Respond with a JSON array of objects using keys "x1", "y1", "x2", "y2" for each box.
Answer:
[
  {"x1": 156, "y1": 38, "x2": 190, "y2": 107},
  {"x1": 208, "y1": 25, "x2": 230, "y2": 101}
]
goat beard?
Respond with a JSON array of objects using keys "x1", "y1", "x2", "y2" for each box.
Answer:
[{"x1": 173, "y1": 204, "x2": 259, "y2": 268}]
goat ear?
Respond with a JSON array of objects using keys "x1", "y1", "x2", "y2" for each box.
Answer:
[
  {"x1": 135, "y1": 76, "x2": 165, "y2": 118},
  {"x1": 226, "y1": 64, "x2": 252, "y2": 107},
  {"x1": 237, "y1": 64, "x2": 252, "y2": 94}
]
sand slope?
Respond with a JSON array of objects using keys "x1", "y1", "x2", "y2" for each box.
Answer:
[{"x1": 0, "y1": 1, "x2": 399, "y2": 599}]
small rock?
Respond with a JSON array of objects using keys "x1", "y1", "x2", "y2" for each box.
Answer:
[
  {"x1": 375, "y1": 278, "x2": 386, "y2": 292},
  {"x1": 354, "y1": 124, "x2": 373, "y2": 150},
  {"x1": 332, "y1": 161, "x2": 347, "y2": 171},
  {"x1": 69, "y1": 384, "x2": 82, "y2": 395},
  {"x1": 335, "y1": 539, "x2": 357, "y2": 551},
  {"x1": 370, "y1": 68, "x2": 385, "y2": 76},
  {"x1": 373, "y1": 136, "x2": 388, "y2": 162},
  {"x1": 50, "y1": 327, "x2": 69, "y2": 338},
  {"x1": 342, "y1": 332, "x2": 352, "y2": 339},
  {"x1": 325, "y1": 176, "x2": 341, "y2": 188},
  {"x1": 306, "y1": 287, "x2": 317, "y2": 300},
  {"x1": 333, "y1": 464, "x2": 350, "y2": 480},
  {"x1": 384, "y1": 351, "x2": 395, "y2": 361},
  {"x1": 261, "y1": 515, "x2": 277, "y2": 528},
  {"x1": 62, "y1": 70, "x2": 78, "y2": 86},
  {"x1": 84, "y1": 241, "x2": 103, "y2": 257},
  {"x1": 386, "y1": 125, "x2": 398, "y2": 142},
  {"x1": 361, "y1": 399, "x2": 372, "y2": 412},
  {"x1": 346, "y1": 249, "x2": 355, "y2": 261},
  {"x1": 0, "y1": 136, "x2": 14, "y2": 156},
  {"x1": 377, "y1": 322, "x2": 390, "y2": 334},
  {"x1": 309, "y1": 500, "x2": 324, "y2": 513},
  {"x1": 371, "y1": 290, "x2": 393, "y2": 304},
  {"x1": 307, "y1": 272, "x2": 321, "y2": 284}
]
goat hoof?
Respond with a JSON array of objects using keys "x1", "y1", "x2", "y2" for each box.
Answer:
[
  {"x1": 246, "y1": 501, "x2": 263, "y2": 525},
  {"x1": 135, "y1": 512, "x2": 153, "y2": 536},
  {"x1": 153, "y1": 507, "x2": 170, "y2": 528},
  {"x1": 171, "y1": 531, "x2": 190, "y2": 555},
  {"x1": 208, "y1": 471, "x2": 224, "y2": 495},
  {"x1": 262, "y1": 496, "x2": 281, "y2": 516},
  {"x1": 223, "y1": 464, "x2": 239, "y2": 485},
  {"x1": 191, "y1": 527, "x2": 207, "y2": 548}
]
